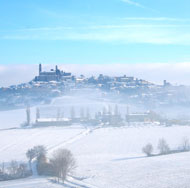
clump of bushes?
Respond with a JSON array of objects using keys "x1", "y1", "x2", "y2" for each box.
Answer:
[
  {"x1": 0, "y1": 161, "x2": 32, "y2": 181},
  {"x1": 0, "y1": 145, "x2": 76, "y2": 183},
  {"x1": 142, "y1": 137, "x2": 190, "y2": 157},
  {"x1": 26, "y1": 145, "x2": 47, "y2": 174},
  {"x1": 179, "y1": 137, "x2": 190, "y2": 152},
  {"x1": 26, "y1": 145, "x2": 76, "y2": 183},
  {"x1": 142, "y1": 143, "x2": 153, "y2": 156}
]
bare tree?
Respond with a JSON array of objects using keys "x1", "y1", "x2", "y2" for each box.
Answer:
[
  {"x1": 26, "y1": 105, "x2": 31, "y2": 126},
  {"x1": 9, "y1": 161, "x2": 19, "y2": 177},
  {"x1": 80, "y1": 107, "x2": 84, "y2": 119},
  {"x1": 56, "y1": 108, "x2": 61, "y2": 120},
  {"x1": 86, "y1": 107, "x2": 90, "y2": 119},
  {"x1": 60, "y1": 110, "x2": 65, "y2": 118},
  {"x1": 103, "y1": 106, "x2": 107, "y2": 115},
  {"x1": 142, "y1": 143, "x2": 153, "y2": 156},
  {"x1": 114, "y1": 104, "x2": 119, "y2": 116},
  {"x1": 157, "y1": 138, "x2": 170, "y2": 155},
  {"x1": 70, "y1": 106, "x2": 75, "y2": 120},
  {"x1": 17, "y1": 163, "x2": 28, "y2": 177},
  {"x1": 0, "y1": 162, "x2": 5, "y2": 174},
  {"x1": 36, "y1": 107, "x2": 40, "y2": 121},
  {"x1": 180, "y1": 137, "x2": 190, "y2": 151},
  {"x1": 50, "y1": 149, "x2": 76, "y2": 183},
  {"x1": 108, "y1": 105, "x2": 112, "y2": 115}
]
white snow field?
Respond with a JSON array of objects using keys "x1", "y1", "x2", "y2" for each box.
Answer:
[
  {"x1": 0, "y1": 126, "x2": 88, "y2": 161},
  {"x1": 0, "y1": 108, "x2": 27, "y2": 129},
  {"x1": 1, "y1": 125, "x2": 190, "y2": 188},
  {"x1": 0, "y1": 107, "x2": 37, "y2": 130}
]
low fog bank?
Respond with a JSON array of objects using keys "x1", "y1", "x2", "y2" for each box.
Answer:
[
  {"x1": 1, "y1": 89, "x2": 190, "y2": 129},
  {"x1": 1, "y1": 63, "x2": 190, "y2": 87},
  {"x1": 42, "y1": 89, "x2": 190, "y2": 120}
]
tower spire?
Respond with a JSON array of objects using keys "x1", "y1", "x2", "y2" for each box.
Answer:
[
  {"x1": 39, "y1": 63, "x2": 42, "y2": 75},
  {"x1": 55, "y1": 65, "x2": 58, "y2": 75}
]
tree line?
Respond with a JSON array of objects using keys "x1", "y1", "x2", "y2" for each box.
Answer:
[
  {"x1": 0, "y1": 161, "x2": 31, "y2": 181},
  {"x1": 0, "y1": 145, "x2": 76, "y2": 183},
  {"x1": 142, "y1": 137, "x2": 190, "y2": 157}
]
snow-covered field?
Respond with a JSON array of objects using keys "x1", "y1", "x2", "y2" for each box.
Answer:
[
  {"x1": 0, "y1": 125, "x2": 190, "y2": 188},
  {"x1": 0, "y1": 126, "x2": 88, "y2": 161},
  {"x1": 1, "y1": 95, "x2": 190, "y2": 188}
]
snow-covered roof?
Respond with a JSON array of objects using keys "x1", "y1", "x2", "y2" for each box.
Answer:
[{"x1": 37, "y1": 118, "x2": 70, "y2": 122}]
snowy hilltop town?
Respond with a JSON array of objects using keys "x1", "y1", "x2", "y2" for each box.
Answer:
[{"x1": 0, "y1": 64, "x2": 190, "y2": 111}]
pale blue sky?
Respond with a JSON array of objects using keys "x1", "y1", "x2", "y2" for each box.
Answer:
[{"x1": 0, "y1": 0, "x2": 190, "y2": 64}]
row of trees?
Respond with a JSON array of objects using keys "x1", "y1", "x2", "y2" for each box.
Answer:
[
  {"x1": 26, "y1": 104, "x2": 121, "y2": 123},
  {"x1": 0, "y1": 161, "x2": 31, "y2": 181},
  {"x1": 142, "y1": 137, "x2": 190, "y2": 157},
  {"x1": 26, "y1": 146, "x2": 76, "y2": 183}
]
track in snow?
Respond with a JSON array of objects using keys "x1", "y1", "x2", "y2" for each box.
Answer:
[{"x1": 47, "y1": 126, "x2": 101, "y2": 153}]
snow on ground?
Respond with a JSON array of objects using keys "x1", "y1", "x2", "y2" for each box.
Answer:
[
  {"x1": 0, "y1": 107, "x2": 38, "y2": 129},
  {"x1": 0, "y1": 126, "x2": 87, "y2": 162},
  {"x1": 0, "y1": 177, "x2": 69, "y2": 188},
  {"x1": 0, "y1": 108, "x2": 27, "y2": 129},
  {"x1": 67, "y1": 126, "x2": 190, "y2": 188},
  {"x1": 76, "y1": 152, "x2": 190, "y2": 188},
  {"x1": 1, "y1": 125, "x2": 190, "y2": 187}
]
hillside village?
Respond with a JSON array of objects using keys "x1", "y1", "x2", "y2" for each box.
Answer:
[{"x1": 0, "y1": 64, "x2": 189, "y2": 111}]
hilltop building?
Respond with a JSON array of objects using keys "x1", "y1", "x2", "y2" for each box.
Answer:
[
  {"x1": 34, "y1": 64, "x2": 73, "y2": 82},
  {"x1": 163, "y1": 80, "x2": 171, "y2": 87}
]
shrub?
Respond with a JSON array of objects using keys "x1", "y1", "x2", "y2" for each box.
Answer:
[
  {"x1": 179, "y1": 137, "x2": 190, "y2": 152},
  {"x1": 142, "y1": 143, "x2": 153, "y2": 156},
  {"x1": 157, "y1": 138, "x2": 170, "y2": 155},
  {"x1": 0, "y1": 161, "x2": 31, "y2": 181}
]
